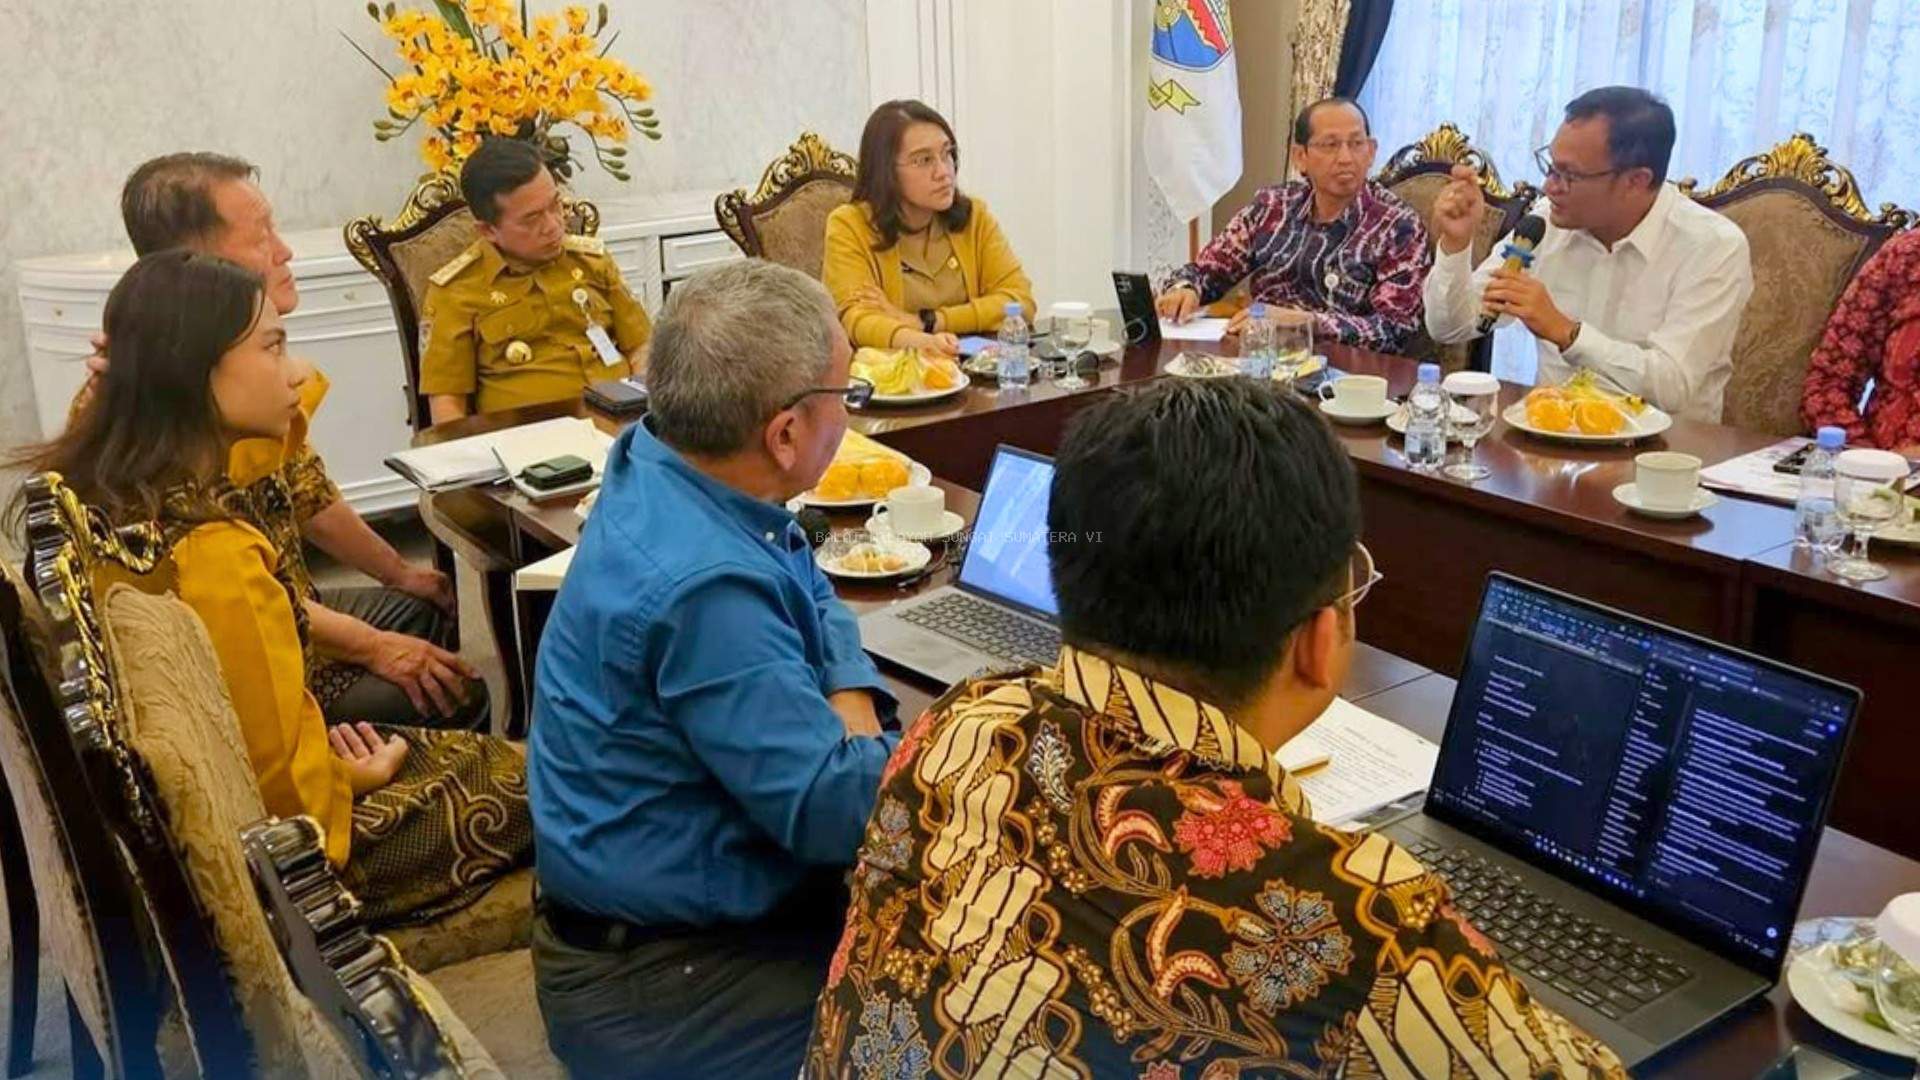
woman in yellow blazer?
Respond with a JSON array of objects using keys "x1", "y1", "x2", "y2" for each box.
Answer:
[
  {"x1": 15, "y1": 250, "x2": 529, "y2": 926},
  {"x1": 825, "y1": 99, "x2": 1035, "y2": 354}
]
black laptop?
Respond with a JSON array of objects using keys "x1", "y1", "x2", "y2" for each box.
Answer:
[{"x1": 1385, "y1": 574, "x2": 1861, "y2": 1067}]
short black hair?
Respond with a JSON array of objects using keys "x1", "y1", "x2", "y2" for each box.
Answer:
[
  {"x1": 460, "y1": 137, "x2": 549, "y2": 224},
  {"x1": 1293, "y1": 96, "x2": 1371, "y2": 146},
  {"x1": 1048, "y1": 378, "x2": 1361, "y2": 708},
  {"x1": 1564, "y1": 86, "x2": 1676, "y2": 184},
  {"x1": 120, "y1": 152, "x2": 259, "y2": 256}
]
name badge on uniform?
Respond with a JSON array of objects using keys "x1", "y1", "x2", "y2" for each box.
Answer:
[{"x1": 574, "y1": 287, "x2": 624, "y2": 367}]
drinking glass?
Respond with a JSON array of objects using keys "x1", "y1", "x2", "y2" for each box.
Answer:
[
  {"x1": 1441, "y1": 372, "x2": 1500, "y2": 482},
  {"x1": 1832, "y1": 458, "x2": 1907, "y2": 582},
  {"x1": 1270, "y1": 310, "x2": 1315, "y2": 390},
  {"x1": 1051, "y1": 308, "x2": 1092, "y2": 390},
  {"x1": 1874, "y1": 942, "x2": 1920, "y2": 1078}
]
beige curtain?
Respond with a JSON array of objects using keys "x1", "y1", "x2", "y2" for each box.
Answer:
[{"x1": 1287, "y1": 0, "x2": 1353, "y2": 177}]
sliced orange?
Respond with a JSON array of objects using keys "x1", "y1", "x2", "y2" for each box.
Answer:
[
  {"x1": 1574, "y1": 400, "x2": 1627, "y2": 435},
  {"x1": 1527, "y1": 398, "x2": 1576, "y2": 432}
]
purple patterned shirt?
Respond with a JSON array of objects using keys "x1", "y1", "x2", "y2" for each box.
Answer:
[{"x1": 1168, "y1": 180, "x2": 1432, "y2": 352}]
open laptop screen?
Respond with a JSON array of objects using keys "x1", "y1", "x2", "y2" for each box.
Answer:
[
  {"x1": 1428, "y1": 575, "x2": 1859, "y2": 975},
  {"x1": 955, "y1": 446, "x2": 1058, "y2": 620}
]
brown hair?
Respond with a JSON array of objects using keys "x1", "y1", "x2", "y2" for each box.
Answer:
[
  {"x1": 9, "y1": 250, "x2": 266, "y2": 525},
  {"x1": 120, "y1": 152, "x2": 259, "y2": 256},
  {"x1": 852, "y1": 99, "x2": 972, "y2": 251}
]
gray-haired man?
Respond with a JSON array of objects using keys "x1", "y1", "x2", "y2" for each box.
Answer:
[{"x1": 527, "y1": 259, "x2": 899, "y2": 1078}]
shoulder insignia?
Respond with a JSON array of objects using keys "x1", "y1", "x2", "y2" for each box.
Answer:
[
  {"x1": 563, "y1": 234, "x2": 608, "y2": 257},
  {"x1": 429, "y1": 244, "x2": 482, "y2": 287}
]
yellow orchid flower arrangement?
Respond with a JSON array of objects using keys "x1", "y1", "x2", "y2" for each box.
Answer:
[{"x1": 350, "y1": 0, "x2": 660, "y2": 179}]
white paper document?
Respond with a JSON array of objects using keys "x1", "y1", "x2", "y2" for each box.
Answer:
[
  {"x1": 514, "y1": 545, "x2": 577, "y2": 592},
  {"x1": 1698, "y1": 437, "x2": 1810, "y2": 506},
  {"x1": 1159, "y1": 316, "x2": 1230, "y2": 342},
  {"x1": 1276, "y1": 697, "x2": 1439, "y2": 827},
  {"x1": 384, "y1": 417, "x2": 614, "y2": 493}
]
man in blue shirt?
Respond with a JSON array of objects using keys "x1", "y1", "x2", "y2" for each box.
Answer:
[{"x1": 528, "y1": 258, "x2": 899, "y2": 1079}]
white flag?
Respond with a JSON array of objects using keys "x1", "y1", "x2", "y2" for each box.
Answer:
[{"x1": 1145, "y1": 0, "x2": 1243, "y2": 224}]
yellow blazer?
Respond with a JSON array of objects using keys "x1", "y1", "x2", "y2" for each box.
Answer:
[
  {"x1": 824, "y1": 197, "x2": 1035, "y2": 348},
  {"x1": 172, "y1": 520, "x2": 356, "y2": 866}
]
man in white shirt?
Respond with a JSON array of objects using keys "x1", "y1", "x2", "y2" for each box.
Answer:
[{"x1": 1424, "y1": 87, "x2": 1753, "y2": 421}]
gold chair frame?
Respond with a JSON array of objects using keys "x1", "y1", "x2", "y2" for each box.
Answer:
[{"x1": 714, "y1": 132, "x2": 858, "y2": 269}]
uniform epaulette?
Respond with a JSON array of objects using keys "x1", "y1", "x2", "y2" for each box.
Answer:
[
  {"x1": 563, "y1": 234, "x2": 608, "y2": 257},
  {"x1": 429, "y1": 243, "x2": 483, "y2": 286}
]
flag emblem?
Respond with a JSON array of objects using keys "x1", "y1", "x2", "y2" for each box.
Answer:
[{"x1": 1152, "y1": 0, "x2": 1234, "y2": 72}]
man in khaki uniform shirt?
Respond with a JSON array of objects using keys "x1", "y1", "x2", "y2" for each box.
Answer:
[{"x1": 420, "y1": 138, "x2": 652, "y2": 423}]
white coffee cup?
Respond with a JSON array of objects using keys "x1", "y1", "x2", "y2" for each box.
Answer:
[
  {"x1": 1634, "y1": 451, "x2": 1702, "y2": 510},
  {"x1": 874, "y1": 484, "x2": 946, "y2": 536},
  {"x1": 1318, "y1": 374, "x2": 1389, "y2": 413}
]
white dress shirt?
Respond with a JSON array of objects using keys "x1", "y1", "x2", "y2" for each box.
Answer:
[{"x1": 1423, "y1": 184, "x2": 1754, "y2": 422}]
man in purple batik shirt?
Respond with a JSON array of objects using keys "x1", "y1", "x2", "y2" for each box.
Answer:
[{"x1": 1157, "y1": 97, "x2": 1432, "y2": 353}]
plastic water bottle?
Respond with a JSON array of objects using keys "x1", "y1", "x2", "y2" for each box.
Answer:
[
  {"x1": 996, "y1": 302, "x2": 1031, "y2": 390},
  {"x1": 1404, "y1": 363, "x2": 1446, "y2": 472},
  {"x1": 1239, "y1": 303, "x2": 1276, "y2": 379},
  {"x1": 1794, "y1": 426, "x2": 1848, "y2": 553}
]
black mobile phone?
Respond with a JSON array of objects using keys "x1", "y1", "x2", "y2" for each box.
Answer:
[
  {"x1": 521, "y1": 454, "x2": 594, "y2": 491},
  {"x1": 1112, "y1": 271, "x2": 1161, "y2": 345},
  {"x1": 1772, "y1": 444, "x2": 1817, "y2": 476},
  {"x1": 585, "y1": 378, "x2": 650, "y2": 417}
]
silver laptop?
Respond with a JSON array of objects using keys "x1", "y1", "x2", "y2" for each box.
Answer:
[
  {"x1": 1385, "y1": 574, "x2": 1861, "y2": 1068},
  {"x1": 859, "y1": 445, "x2": 1060, "y2": 686}
]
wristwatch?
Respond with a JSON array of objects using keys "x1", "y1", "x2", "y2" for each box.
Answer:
[
  {"x1": 1560, "y1": 320, "x2": 1582, "y2": 352},
  {"x1": 919, "y1": 308, "x2": 937, "y2": 334}
]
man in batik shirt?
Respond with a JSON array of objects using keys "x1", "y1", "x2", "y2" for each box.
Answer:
[
  {"x1": 807, "y1": 378, "x2": 1624, "y2": 1078},
  {"x1": 1156, "y1": 97, "x2": 1432, "y2": 352}
]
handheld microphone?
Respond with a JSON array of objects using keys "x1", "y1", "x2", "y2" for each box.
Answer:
[{"x1": 1478, "y1": 214, "x2": 1548, "y2": 335}]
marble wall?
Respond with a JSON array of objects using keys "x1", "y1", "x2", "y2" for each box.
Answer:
[{"x1": 0, "y1": 0, "x2": 869, "y2": 449}]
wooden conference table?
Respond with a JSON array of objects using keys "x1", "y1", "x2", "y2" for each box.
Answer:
[
  {"x1": 423, "y1": 446, "x2": 1920, "y2": 1076},
  {"x1": 421, "y1": 331, "x2": 1920, "y2": 859}
]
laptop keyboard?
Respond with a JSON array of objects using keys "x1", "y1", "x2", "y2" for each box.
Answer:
[
  {"x1": 1403, "y1": 838, "x2": 1694, "y2": 1021},
  {"x1": 900, "y1": 592, "x2": 1061, "y2": 667}
]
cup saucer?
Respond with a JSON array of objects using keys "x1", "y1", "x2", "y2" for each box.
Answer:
[
  {"x1": 1613, "y1": 483, "x2": 1718, "y2": 520},
  {"x1": 1318, "y1": 398, "x2": 1397, "y2": 425},
  {"x1": 867, "y1": 509, "x2": 966, "y2": 542}
]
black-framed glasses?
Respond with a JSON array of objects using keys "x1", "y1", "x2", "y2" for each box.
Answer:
[
  {"x1": 1534, "y1": 145, "x2": 1621, "y2": 186},
  {"x1": 780, "y1": 376, "x2": 873, "y2": 411}
]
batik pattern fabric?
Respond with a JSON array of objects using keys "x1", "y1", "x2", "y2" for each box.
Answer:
[
  {"x1": 1165, "y1": 179, "x2": 1432, "y2": 352},
  {"x1": 805, "y1": 645, "x2": 1625, "y2": 1079},
  {"x1": 1802, "y1": 230, "x2": 1920, "y2": 451}
]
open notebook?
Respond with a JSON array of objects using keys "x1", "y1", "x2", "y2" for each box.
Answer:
[{"x1": 385, "y1": 417, "x2": 615, "y2": 493}]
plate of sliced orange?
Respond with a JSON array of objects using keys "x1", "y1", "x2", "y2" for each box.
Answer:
[
  {"x1": 796, "y1": 430, "x2": 933, "y2": 508},
  {"x1": 1502, "y1": 374, "x2": 1672, "y2": 445},
  {"x1": 850, "y1": 348, "x2": 968, "y2": 406}
]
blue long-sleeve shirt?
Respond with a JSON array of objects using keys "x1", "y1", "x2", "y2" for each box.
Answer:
[{"x1": 528, "y1": 420, "x2": 900, "y2": 926}]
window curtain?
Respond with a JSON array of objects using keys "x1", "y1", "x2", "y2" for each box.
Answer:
[
  {"x1": 1357, "y1": 0, "x2": 1920, "y2": 212},
  {"x1": 1333, "y1": 0, "x2": 1395, "y2": 98},
  {"x1": 1290, "y1": 0, "x2": 1354, "y2": 159}
]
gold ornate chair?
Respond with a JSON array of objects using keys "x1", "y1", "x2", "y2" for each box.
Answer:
[
  {"x1": 714, "y1": 132, "x2": 858, "y2": 278},
  {"x1": 1678, "y1": 134, "x2": 1917, "y2": 435},
  {"x1": 14, "y1": 474, "x2": 557, "y2": 1077},
  {"x1": 345, "y1": 174, "x2": 602, "y2": 435},
  {"x1": 1, "y1": 560, "x2": 168, "y2": 1079},
  {"x1": 1375, "y1": 123, "x2": 1537, "y2": 371}
]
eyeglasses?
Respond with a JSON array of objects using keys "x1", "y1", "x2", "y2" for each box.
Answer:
[
  {"x1": 897, "y1": 146, "x2": 959, "y2": 173},
  {"x1": 1325, "y1": 542, "x2": 1383, "y2": 612},
  {"x1": 779, "y1": 376, "x2": 873, "y2": 412},
  {"x1": 1534, "y1": 145, "x2": 1621, "y2": 185},
  {"x1": 1305, "y1": 137, "x2": 1375, "y2": 157}
]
